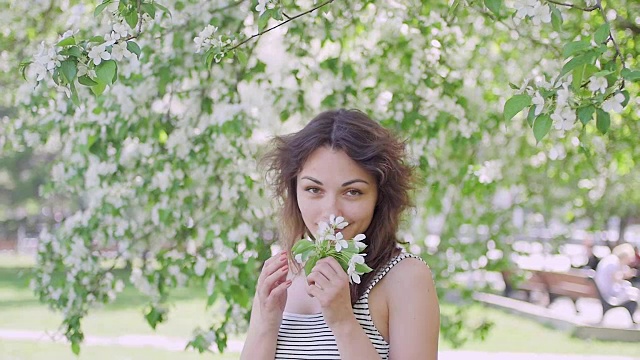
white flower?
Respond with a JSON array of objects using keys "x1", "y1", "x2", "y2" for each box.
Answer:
[
  {"x1": 194, "y1": 256, "x2": 207, "y2": 277},
  {"x1": 194, "y1": 25, "x2": 218, "y2": 53},
  {"x1": 295, "y1": 253, "x2": 304, "y2": 263},
  {"x1": 532, "y1": 92, "x2": 544, "y2": 115},
  {"x1": 335, "y1": 238, "x2": 349, "y2": 252},
  {"x1": 588, "y1": 76, "x2": 608, "y2": 94},
  {"x1": 111, "y1": 42, "x2": 132, "y2": 61},
  {"x1": 112, "y1": 23, "x2": 129, "y2": 39},
  {"x1": 551, "y1": 106, "x2": 576, "y2": 134},
  {"x1": 88, "y1": 43, "x2": 111, "y2": 65},
  {"x1": 531, "y1": 4, "x2": 551, "y2": 25},
  {"x1": 601, "y1": 93, "x2": 625, "y2": 113},
  {"x1": 347, "y1": 254, "x2": 366, "y2": 284},
  {"x1": 353, "y1": 234, "x2": 367, "y2": 250},
  {"x1": 556, "y1": 85, "x2": 570, "y2": 107},
  {"x1": 514, "y1": 0, "x2": 538, "y2": 19},
  {"x1": 474, "y1": 160, "x2": 503, "y2": 184},
  {"x1": 255, "y1": 0, "x2": 275, "y2": 15},
  {"x1": 77, "y1": 62, "x2": 97, "y2": 79}
]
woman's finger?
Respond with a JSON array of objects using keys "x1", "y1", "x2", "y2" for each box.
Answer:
[
  {"x1": 268, "y1": 279, "x2": 292, "y2": 300},
  {"x1": 261, "y1": 263, "x2": 289, "y2": 298},
  {"x1": 258, "y1": 252, "x2": 288, "y2": 283},
  {"x1": 307, "y1": 271, "x2": 330, "y2": 290}
]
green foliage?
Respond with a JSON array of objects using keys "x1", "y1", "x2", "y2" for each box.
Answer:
[{"x1": 2, "y1": 0, "x2": 639, "y2": 355}]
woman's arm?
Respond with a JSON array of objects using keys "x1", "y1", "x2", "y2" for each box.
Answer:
[
  {"x1": 386, "y1": 258, "x2": 440, "y2": 360},
  {"x1": 240, "y1": 252, "x2": 292, "y2": 360},
  {"x1": 240, "y1": 295, "x2": 280, "y2": 360}
]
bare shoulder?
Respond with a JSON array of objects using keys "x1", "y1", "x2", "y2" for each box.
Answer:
[{"x1": 384, "y1": 256, "x2": 435, "y2": 291}]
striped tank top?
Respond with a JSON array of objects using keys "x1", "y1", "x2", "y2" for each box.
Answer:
[{"x1": 275, "y1": 252, "x2": 421, "y2": 359}]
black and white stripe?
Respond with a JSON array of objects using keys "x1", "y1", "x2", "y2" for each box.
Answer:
[{"x1": 275, "y1": 252, "x2": 420, "y2": 360}]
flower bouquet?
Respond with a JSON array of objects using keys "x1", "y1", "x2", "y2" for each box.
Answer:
[{"x1": 292, "y1": 215, "x2": 373, "y2": 284}]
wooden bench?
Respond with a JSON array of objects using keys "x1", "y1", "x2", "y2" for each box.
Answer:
[{"x1": 509, "y1": 269, "x2": 638, "y2": 322}]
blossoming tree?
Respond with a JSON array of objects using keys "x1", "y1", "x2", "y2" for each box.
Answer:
[{"x1": 1, "y1": 0, "x2": 638, "y2": 354}]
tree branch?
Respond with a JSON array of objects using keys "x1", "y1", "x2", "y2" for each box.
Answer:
[
  {"x1": 228, "y1": 0, "x2": 336, "y2": 52},
  {"x1": 545, "y1": 0, "x2": 599, "y2": 11},
  {"x1": 596, "y1": 0, "x2": 626, "y2": 86}
]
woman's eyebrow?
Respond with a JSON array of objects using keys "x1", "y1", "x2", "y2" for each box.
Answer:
[{"x1": 301, "y1": 176, "x2": 369, "y2": 187}]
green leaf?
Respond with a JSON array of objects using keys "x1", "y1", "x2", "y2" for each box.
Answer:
[
  {"x1": 125, "y1": 9, "x2": 139, "y2": 29},
  {"x1": 596, "y1": 108, "x2": 610, "y2": 134},
  {"x1": 594, "y1": 23, "x2": 610, "y2": 44},
  {"x1": 304, "y1": 255, "x2": 319, "y2": 276},
  {"x1": 577, "y1": 105, "x2": 595, "y2": 125},
  {"x1": 88, "y1": 36, "x2": 105, "y2": 43},
  {"x1": 69, "y1": 81, "x2": 80, "y2": 107},
  {"x1": 292, "y1": 240, "x2": 314, "y2": 255},
  {"x1": 484, "y1": 0, "x2": 501, "y2": 16},
  {"x1": 126, "y1": 41, "x2": 141, "y2": 59},
  {"x1": 71, "y1": 342, "x2": 80, "y2": 355},
  {"x1": 560, "y1": 51, "x2": 595, "y2": 78},
  {"x1": 533, "y1": 114, "x2": 552, "y2": 143},
  {"x1": 503, "y1": 94, "x2": 531, "y2": 121},
  {"x1": 562, "y1": 41, "x2": 590, "y2": 59},
  {"x1": 571, "y1": 64, "x2": 585, "y2": 90},
  {"x1": 91, "y1": 82, "x2": 107, "y2": 96},
  {"x1": 236, "y1": 50, "x2": 248, "y2": 66},
  {"x1": 60, "y1": 60, "x2": 77, "y2": 83},
  {"x1": 60, "y1": 46, "x2": 83, "y2": 58},
  {"x1": 78, "y1": 75, "x2": 98, "y2": 86},
  {"x1": 551, "y1": 7, "x2": 562, "y2": 31},
  {"x1": 56, "y1": 36, "x2": 76, "y2": 47},
  {"x1": 94, "y1": 0, "x2": 113, "y2": 17},
  {"x1": 19, "y1": 61, "x2": 32, "y2": 80},
  {"x1": 96, "y1": 60, "x2": 117, "y2": 85},
  {"x1": 448, "y1": 0, "x2": 461, "y2": 19},
  {"x1": 526, "y1": 106, "x2": 536, "y2": 128},
  {"x1": 141, "y1": 3, "x2": 156, "y2": 18},
  {"x1": 621, "y1": 68, "x2": 640, "y2": 81},
  {"x1": 258, "y1": 9, "x2": 271, "y2": 32},
  {"x1": 620, "y1": 90, "x2": 630, "y2": 107},
  {"x1": 154, "y1": 2, "x2": 172, "y2": 17}
]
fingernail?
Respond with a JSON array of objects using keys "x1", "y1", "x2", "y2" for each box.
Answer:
[{"x1": 282, "y1": 266, "x2": 289, "y2": 272}]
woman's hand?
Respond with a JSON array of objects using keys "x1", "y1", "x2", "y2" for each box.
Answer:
[
  {"x1": 256, "y1": 251, "x2": 291, "y2": 329},
  {"x1": 306, "y1": 257, "x2": 354, "y2": 329}
]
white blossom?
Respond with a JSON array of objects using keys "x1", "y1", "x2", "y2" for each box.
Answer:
[
  {"x1": 588, "y1": 76, "x2": 608, "y2": 94},
  {"x1": 601, "y1": 92, "x2": 625, "y2": 113},
  {"x1": 551, "y1": 106, "x2": 576, "y2": 135},
  {"x1": 194, "y1": 25, "x2": 218, "y2": 53},
  {"x1": 532, "y1": 92, "x2": 544, "y2": 115},
  {"x1": 194, "y1": 256, "x2": 207, "y2": 277},
  {"x1": 474, "y1": 160, "x2": 503, "y2": 184},
  {"x1": 111, "y1": 42, "x2": 132, "y2": 61},
  {"x1": 88, "y1": 43, "x2": 111, "y2": 65},
  {"x1": 256, "y1": 0, "x2": 275, "y2": 15}
]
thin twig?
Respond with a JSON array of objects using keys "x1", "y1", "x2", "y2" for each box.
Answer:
[
  {"x1": 137, "y1": 0, "x2": 143, "y2": 34},
  {"x1": 228, "y1": 0, "x2": 336, "y2": 52},
  {"x1": 596, "y1": 0, "x2": 626, "y2": 87},
  {"x1": 545, "y1": 0, "x2": 598, "y2": 11}
]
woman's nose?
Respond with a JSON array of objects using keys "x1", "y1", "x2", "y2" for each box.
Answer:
[{"x1": 320, "y1": 195, "x2": 342, "y2": 220}]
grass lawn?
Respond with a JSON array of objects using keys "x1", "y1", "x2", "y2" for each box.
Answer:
[
  {"x1": 0, "y1": 339, "x2": 240, "y2": 360},
  {"x1": 2, "y1": 253, "x2": 639, "y2": 358}
]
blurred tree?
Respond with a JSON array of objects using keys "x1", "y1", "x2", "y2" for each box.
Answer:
[{"x1": 0, "y1": 0, "x2": 638, "y2": 354}]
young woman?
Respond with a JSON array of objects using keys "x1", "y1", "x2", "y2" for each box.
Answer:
[{"x1": 241, "y1": 109, "x2": 440, "y2": 359}]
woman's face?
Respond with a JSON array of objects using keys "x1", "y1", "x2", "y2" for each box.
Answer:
[{"x1": 296, "y1": 146, "x2": 378, "y2": 240}]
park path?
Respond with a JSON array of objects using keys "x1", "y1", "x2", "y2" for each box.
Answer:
[{"x1": 0, "y1": 328, "x2": 638, "y2": 360}]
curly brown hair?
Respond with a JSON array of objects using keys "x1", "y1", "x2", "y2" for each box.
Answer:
[{"x1": 262, "y1": 109, "x2": 415, "y2": 303}]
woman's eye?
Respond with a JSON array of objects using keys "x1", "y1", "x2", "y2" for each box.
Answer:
[
  {"x1": 306, "y1": 187, "x2": 320, "y2": 194},
  {"x1": 346, "y1": 189, "x2": 362, "y2": 196}
]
